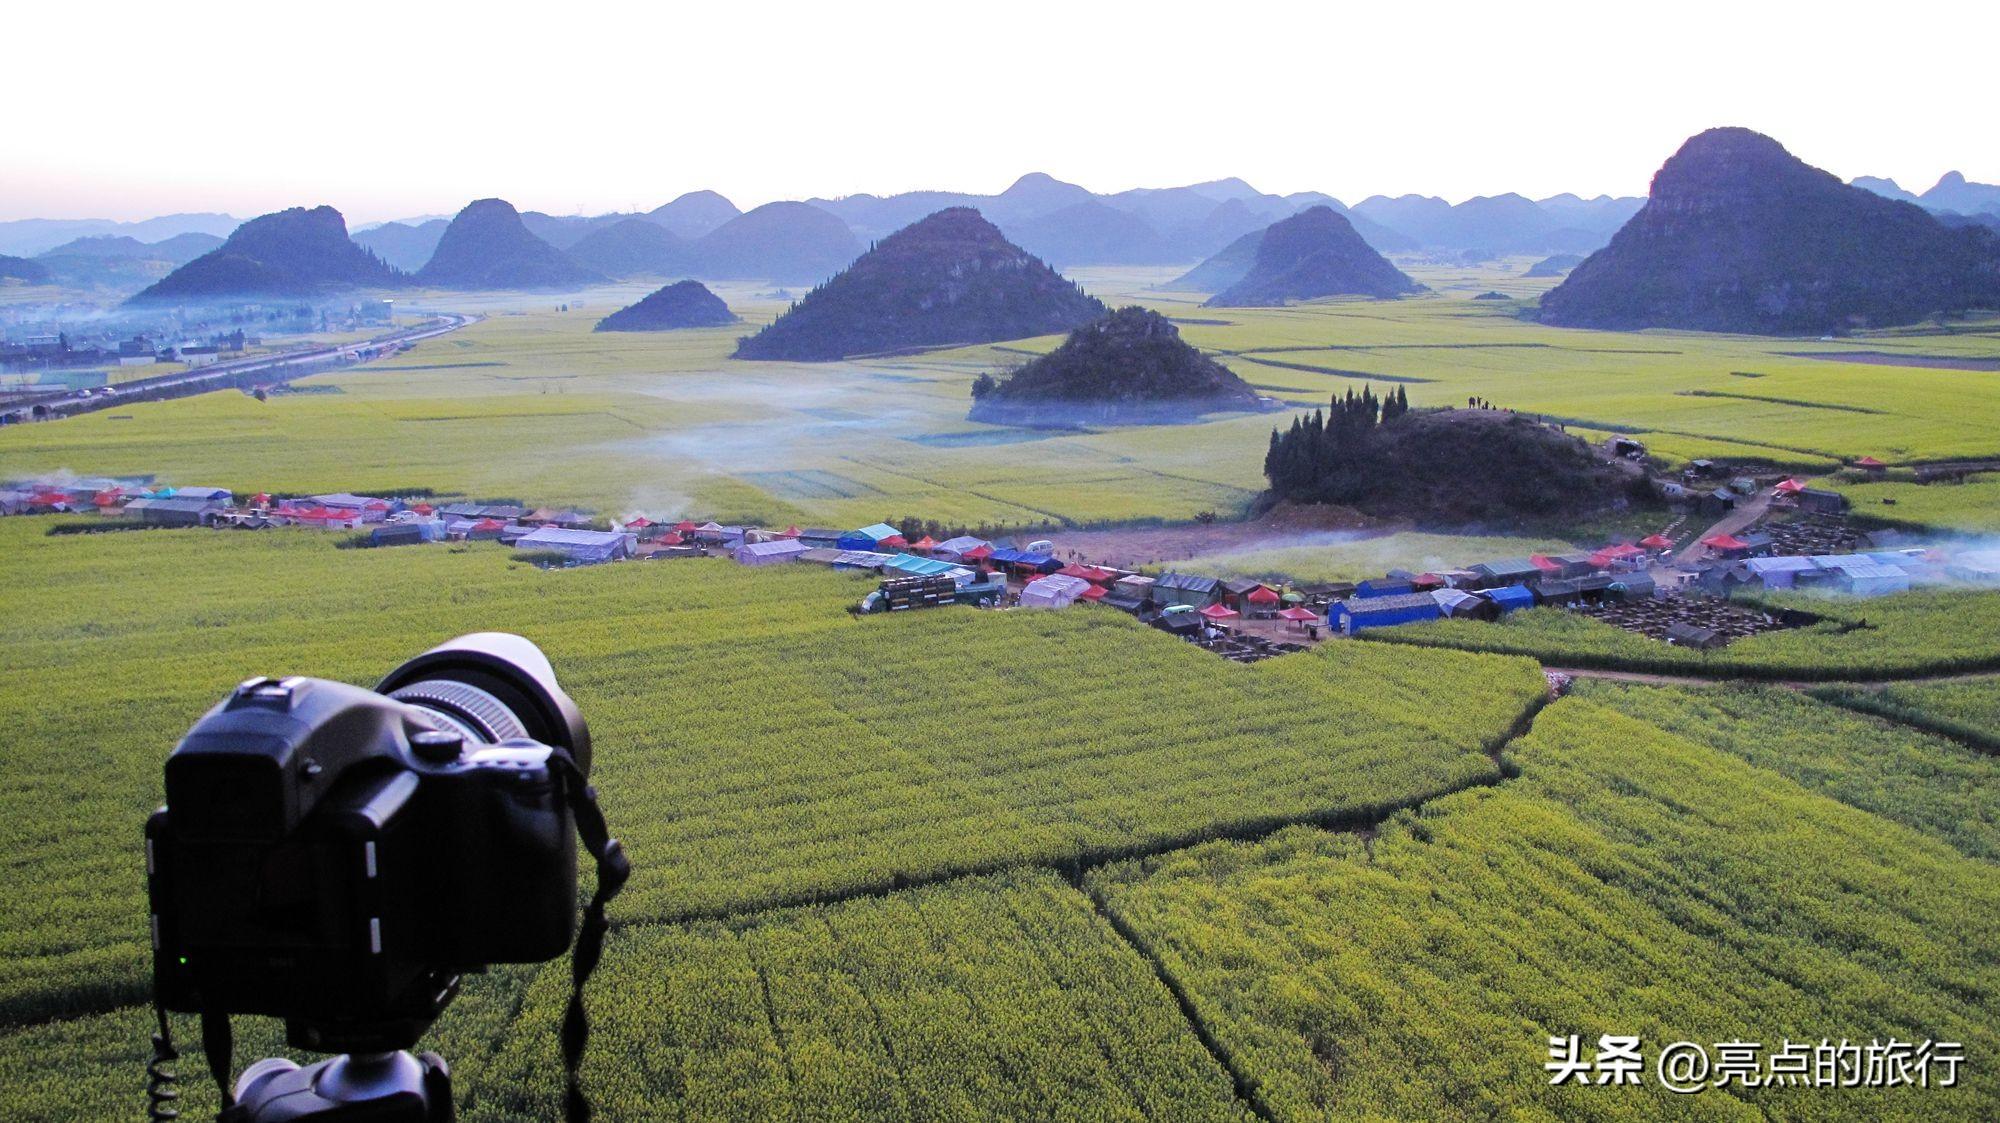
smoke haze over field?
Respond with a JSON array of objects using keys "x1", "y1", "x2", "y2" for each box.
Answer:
[{"x1": 3, "y1": 0, "x2": 1995, "y2": 223}]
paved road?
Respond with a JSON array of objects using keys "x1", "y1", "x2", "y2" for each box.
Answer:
[{"x1": 4, "y1": 312, "x2": 476, "y2": 421}]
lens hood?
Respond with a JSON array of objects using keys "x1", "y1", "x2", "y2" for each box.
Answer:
[{"x1": 375, "y1": 633, "x2": 592, "y2": 775}]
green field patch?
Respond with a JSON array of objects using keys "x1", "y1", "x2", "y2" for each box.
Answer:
[
  {"x1": 901, "y1": 428, "x2": 1083, "y2": 448},
  {"x1": 735, "y1": 468, "x2": 885, "y2": 501},
  {"x1": 1088, "y1": 694, "x2": 2000, "y2": 1121},
  {"x1": 1677, "y1": 389, "x2": 1887, "y2": 414},
  {"x1": 1232, "y1": 354, "x2": 1433, "y2": 383},
  {"x1": 0, "y1": 521, "x2": 1547, "y2": 1028}
]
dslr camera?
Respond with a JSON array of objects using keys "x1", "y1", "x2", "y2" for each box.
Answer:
[{"x1": 145, "y1": 633, "x2": 627, "y2": 1122}]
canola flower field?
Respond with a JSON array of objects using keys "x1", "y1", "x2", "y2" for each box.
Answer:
[{"x1": 3, "y1": 269, "x2": 1997, "y2": 533}]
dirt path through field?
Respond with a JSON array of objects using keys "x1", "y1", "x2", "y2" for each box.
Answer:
[{"x1": 1049, "y1": 504, "x2": 1384, "y2": 569}]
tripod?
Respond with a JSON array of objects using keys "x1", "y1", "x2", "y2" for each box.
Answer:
[{"x1": 220, "y1": 1050, "x2": 454, "y2": 1122}]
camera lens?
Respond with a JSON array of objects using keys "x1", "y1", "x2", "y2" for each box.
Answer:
[
  {"x1": 388, "y1": 679, "x2": 530, "y2": 745},
  {"x1": 374, "y1": 633, "x2": 591, "y2": 775}
]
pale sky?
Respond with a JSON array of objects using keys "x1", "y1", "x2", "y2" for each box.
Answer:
[{"x1": 5, "y1": 0, "x2": 1994, "y2": 224}]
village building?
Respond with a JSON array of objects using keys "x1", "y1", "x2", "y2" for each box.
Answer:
[
  {"x1": 733, "y1": 539, "x2": 812, "y2": 566},
  {"x1": 1020, "y1": 573, "x2": 1093, "y2": 608},
  {"x1": 1329, "y1": 592, "x2": 1442, "y2": 634},
  {"x1": 514, "y1": 527, "x2": 632, "y2": 564},
  {"x1": 1152, "y1": 572, "x2": 1220, "y2": 608}
]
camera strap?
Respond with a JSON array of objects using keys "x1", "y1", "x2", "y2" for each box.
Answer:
[{"x1": 549, "y1": 748, "x2": 629, "y2": 1123}]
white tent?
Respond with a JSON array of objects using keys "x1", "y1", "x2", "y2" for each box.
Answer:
[
  {"x1": 733, "y1": 539, "x2": 812, "y2": 566},
  {"x1": 1020, "y1": 573, "x2": 1093, "y2": 609}
]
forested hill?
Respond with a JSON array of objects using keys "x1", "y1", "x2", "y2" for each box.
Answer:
[
  {"x1": 129, "y1": 206, "x2": 395, "y2": 302},
  {"x1": 594, "y1": 280, "x2": 738, "y2": 332},
  {"x1": 969, "y1": 305, "x2": 1262, "y2": 426},
  {"x1": 1263, "y1": 394, "x2": 1632, "y2": 522},
  {"x1": 1541, "y1": 127, "x2": 2000, "y2": 333},
  {"x1": 414, "y1": 198, "x2": 605, "y2": 289},
  {"x1": 733, "y1": 207, "x2": 1106, "y2": 361},
  {"x1": 1205, "y1": 206, "x2": 1422, "y2": 306}
]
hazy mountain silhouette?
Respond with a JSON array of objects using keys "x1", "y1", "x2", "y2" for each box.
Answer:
[
  {"x1": 1205, "y1": 207, "x2": 1422, "y2": 306},
  {"x1": 595, "y1": 280, "x2": 738, "y2": 331},
  {"x1": 693, "y1": 202, "x2": 862, "y2": 285},
  {"x1": 415, "y1": 199, "x2": 605, "y2": 289},
  {"x1": 354, "y1": 220, "x2": 448, "y2": 272},
  {"x1": 567, "y1": 219, "x2": 694, "y2": 277},
  {"x1": 130, "y1": 206, "x2": 395, "y2": 303}
]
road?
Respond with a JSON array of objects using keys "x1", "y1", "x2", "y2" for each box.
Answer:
[
  {"x1": 1671, "y1": 485, "x2": 1775, "y2": 566},
  {"x1": 2, "y1": 312, "x2": 476, "y2": 422}
]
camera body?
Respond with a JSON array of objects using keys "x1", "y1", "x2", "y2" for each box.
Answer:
[{"x1": 146, "y1": 634, "x2": 592, "y2": 1054}]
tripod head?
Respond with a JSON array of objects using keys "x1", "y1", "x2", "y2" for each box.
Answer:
[{"x1": 222, "y1": 1052, "x2": 454, "y2": 1122}]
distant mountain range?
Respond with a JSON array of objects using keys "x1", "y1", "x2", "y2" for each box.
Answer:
[
  {"x1": 1543, "y1": 128, "x2": 2000, "y2": 334},
  {"x1": 1851, "y1": 172, "x2": 2000, "y2": 219},
  {"x1": 0, "y1": 213, "x2": 239, "y2": 258},
  {"x1": 25, "y1": 161, "x2": 1999, "y2": 300}
]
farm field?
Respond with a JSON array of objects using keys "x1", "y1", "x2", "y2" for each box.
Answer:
[
  {"x1": 1361, "y1": 590, "x2": 2000, "y2": 679},
  {"x1": 0, "y1": 517, "x2": 1546, "y2": 1031},
  {"x1": 3, "y1": 268, "x2": 1998, "y2": 533},
  {"x1": 1142, "y1": 530, "x2": 1584, "y2": 585},
  {"x1": 1821, "y1": 471, "x2": 2000, "y2": 534},
  {"x1": 1086, "y1": 692, "x2": 2000, "y2": 1122},
  {"x1": 1812, "y1": 676, "x2": 2000, "y2": 753},
  {"x1": 1575, "y1": 681, "x2": 2000, "y2": 861},
  {"x1": 11, "y1": 874, "x2": 1255, "y2": 1123}
]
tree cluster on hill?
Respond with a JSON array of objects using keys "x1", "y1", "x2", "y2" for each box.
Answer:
[
  {"x1": 968, "y1": 306, "x2": 1263, "y2": 426},
  {"x1": 1263, "y1": 385, "x2": 1410, "y2": 496},
  {"x1": 1261, "y1": 392, "x2": 1632, "y2": 522}
]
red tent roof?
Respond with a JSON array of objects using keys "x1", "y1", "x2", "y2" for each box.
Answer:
[
  {"x1": 410, "y1": 501, "x2": 432, "y2": 514},
  {"x1": 878, "y1": 534, "x2": 909, "y2": 549},
  {"x1": 365, "y1": 499, "x2": 391, "y2": 510},
  {"x1": 782, "y1": 525, "x2": 802, "y2": 538},
  {"x1": 472, "y1": 518, "x2": 505, "y2": 531},
  {"x1": 674, "y1": 520, "x2": 699, "y2": 532},
  {"x1": 1639, "y1": 534, "x2": 1674, "y2": 549},
  {"x1": 1599, "y1": 543, "x2": 1645, "y2": 558},
  {"x1": 254, "y1": 493, "x2": 274, "y2": 506},
  {"x1": 962, "y1": 544, "x2": 993, "y2": 560},
  {"x1": 1246, "y1": 585, "x2": 1282, "y2": 603},
  {"x1": 911, "y1": 535, "x2": 938, "y2": 550},
  {"x1": 1408, "y1": 573, "x2": 1445, "y2": 589},
  {"x1": 1278, "y1": 607, "x2": 1320, "y2": 621},
  {"x1": 1198, "y1": 603, "x2": 1239, "y2": 619},
  {"x1": 1854, "y1": 456, "x2": 1885, "y2": 468},
  {"x1": 626, "y1": 516, "x2": 653, "y2": 528},
  {"x1": 660, "y1": 531, "x2": 685, "y2": 546},
  {"x1": 1702, "y1": 534, "x2": 1747, "y2": 550},
  {"x1": 1773, "y1": 478, "x2": 1806, "y2": 494},
  {"x1": 1529, "y1": 555, "x2": 1563, "y2": 571},
  {"x1": 93, "y1": 491, "x2": 121, "y2": 506},
  {"x1": 29, "y1": 491, "x2": 69, "y2": 506},
  {"x1": 1078, "y1": 584, "x2": 1107, "y2": 600}
]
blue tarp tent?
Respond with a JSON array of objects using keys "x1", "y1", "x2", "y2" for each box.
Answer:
[
  {"x1": 1482, "y1": 585, "x2": 1536, "y2": 614},
  {"x1": 838, "y1": 522, "x2": 903, "y2": 550},
  {"x1": 1329, "y1": 593, "x2": 1442, "y2": 634},
  {"x1": 1355, "y1": 578, "x2": 1416, "y2": 599}
]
